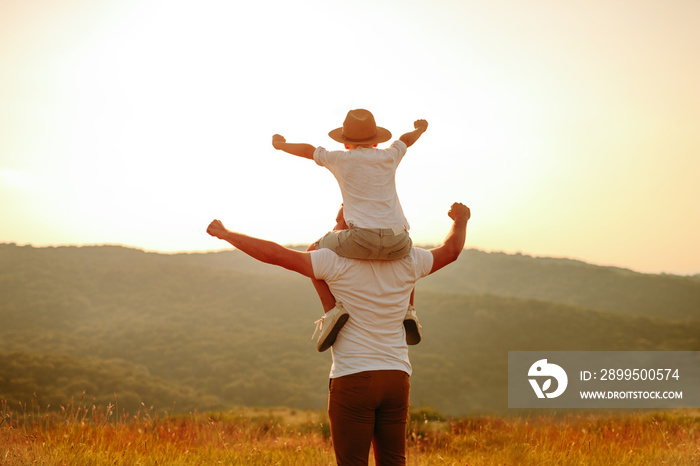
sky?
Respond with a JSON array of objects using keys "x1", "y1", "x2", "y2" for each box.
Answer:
[{"x1": 1, "y1": 0, "x2": 699, "y2": 276}]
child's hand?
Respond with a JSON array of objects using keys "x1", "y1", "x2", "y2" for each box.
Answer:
[
  {"x1": 414, "y1": 120, "x2": 428, "y2": 132},
  {"x1": 272, "y1": 134, "x2": 286, "y2": 149}
]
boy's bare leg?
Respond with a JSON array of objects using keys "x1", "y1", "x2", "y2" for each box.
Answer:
[
  {"x1": 307, "y1": 241, "x2": 349, "y2": 352},
  {"x1": 312, "y1": 279, "x2": 336, "y2": 313},
  {"x1": 309, "y1": 204, "x2": 351, "y2": 351},
  {"x1": 309, "y1": 204, "x2": 348, "y2": 313},
  {"x1": 307, "y1": 243, "x2": 336, "y2": 313}
]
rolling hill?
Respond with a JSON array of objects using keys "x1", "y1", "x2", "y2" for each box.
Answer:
[{"x1": 1, "y1": 243, "x2": 698, "y2": 415}]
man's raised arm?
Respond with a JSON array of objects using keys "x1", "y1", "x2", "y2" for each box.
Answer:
[
  {"x1": 429, "y1": 202, "x2": 470, "y2": 274},
  {"x1": 206, "y1": 220, "x2": 315, "y2": 278}
]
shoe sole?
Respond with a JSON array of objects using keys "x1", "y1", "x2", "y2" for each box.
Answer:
[
  {"x1": 317, "y1": 313, "x2": 349, "y2": 352},
  {"x1": 404, "y1": 320, "x2": 422, "y2": 345}
]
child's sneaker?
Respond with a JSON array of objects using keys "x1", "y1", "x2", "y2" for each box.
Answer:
[
  {"x1": 403, "y1": 305, "x2": 422, "y2": 345},
  {"x1": 312, "y1": 303, "x2": 349, "y2": 352}
]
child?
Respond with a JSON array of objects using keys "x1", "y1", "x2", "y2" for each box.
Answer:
[{"x1": 272, "y1": 109, "x2": 428, "y2": 351}]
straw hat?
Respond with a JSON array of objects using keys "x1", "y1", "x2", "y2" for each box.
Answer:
[{"x1": 328, "y1": 109, "x2": 392, "y2": 145}]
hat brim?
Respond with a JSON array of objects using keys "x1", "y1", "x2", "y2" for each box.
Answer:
[{"x1": 328, "y1": 126, "x2": 392, "y2": 145}]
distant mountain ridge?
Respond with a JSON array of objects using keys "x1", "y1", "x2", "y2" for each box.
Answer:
[
  {"x1": 419, "y1": 249, "x2": 700, "y2": 321},
  {"x1": 163, "y1": 244, "x2": 700, "y2": 321},
  {"x1": 1, "y1": 243, "x2": 698, "y2": 416}
]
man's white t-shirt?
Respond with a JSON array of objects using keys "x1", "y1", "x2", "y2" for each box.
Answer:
[
  {"x1": 313, "y1": 140, "x2": 410, "y2": 230},
  {"x1": 310, "y1": 247, "x2": 434, "y2": 378}
]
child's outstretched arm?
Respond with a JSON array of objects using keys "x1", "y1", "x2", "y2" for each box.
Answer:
[
  {"x1": 272, "y1": 134, "x2": 316, "y2": 160},
  {"x1": 399, "y1": 119, "x2": 428, "y2": 148}
]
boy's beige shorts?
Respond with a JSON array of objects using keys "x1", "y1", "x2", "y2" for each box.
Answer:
[{"x1": 315, "y1": 227, "x2": 412, "y2": 260}]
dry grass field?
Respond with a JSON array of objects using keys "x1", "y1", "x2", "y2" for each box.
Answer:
[{"x1": 1, "y1": 397, "x2": 698, "y2": 465}]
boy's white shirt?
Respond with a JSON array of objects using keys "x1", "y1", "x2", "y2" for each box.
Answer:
[
  {"x1": 310, "y1": 247, "x2": 434, "y2": 379},
  {"x1": 313, "y1": 140, "x2": 410, "y2": 230}
]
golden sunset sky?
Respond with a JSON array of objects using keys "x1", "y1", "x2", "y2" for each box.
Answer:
[{"x1": 2, "y1": 0, "x2": 699, "y2": 275}]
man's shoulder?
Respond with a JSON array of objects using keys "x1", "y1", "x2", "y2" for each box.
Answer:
[
  {"x1": 408, "y1": 247, "x2": 435, "y2": 273},
  {"x1": 310, "y1": 248, "x2": 343, "y2": 268},
  {"x1": 409, "y1": 246, "x2": 433, "y2": 260}
]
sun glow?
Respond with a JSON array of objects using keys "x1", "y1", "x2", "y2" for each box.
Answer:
[{"x1": 1, "y1": 0, "x2": 699, "y2": 274}]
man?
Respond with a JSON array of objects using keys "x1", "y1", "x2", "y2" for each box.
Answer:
[{"x1": 206, "y1": 202, "x2": 470, "y2": 465}]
